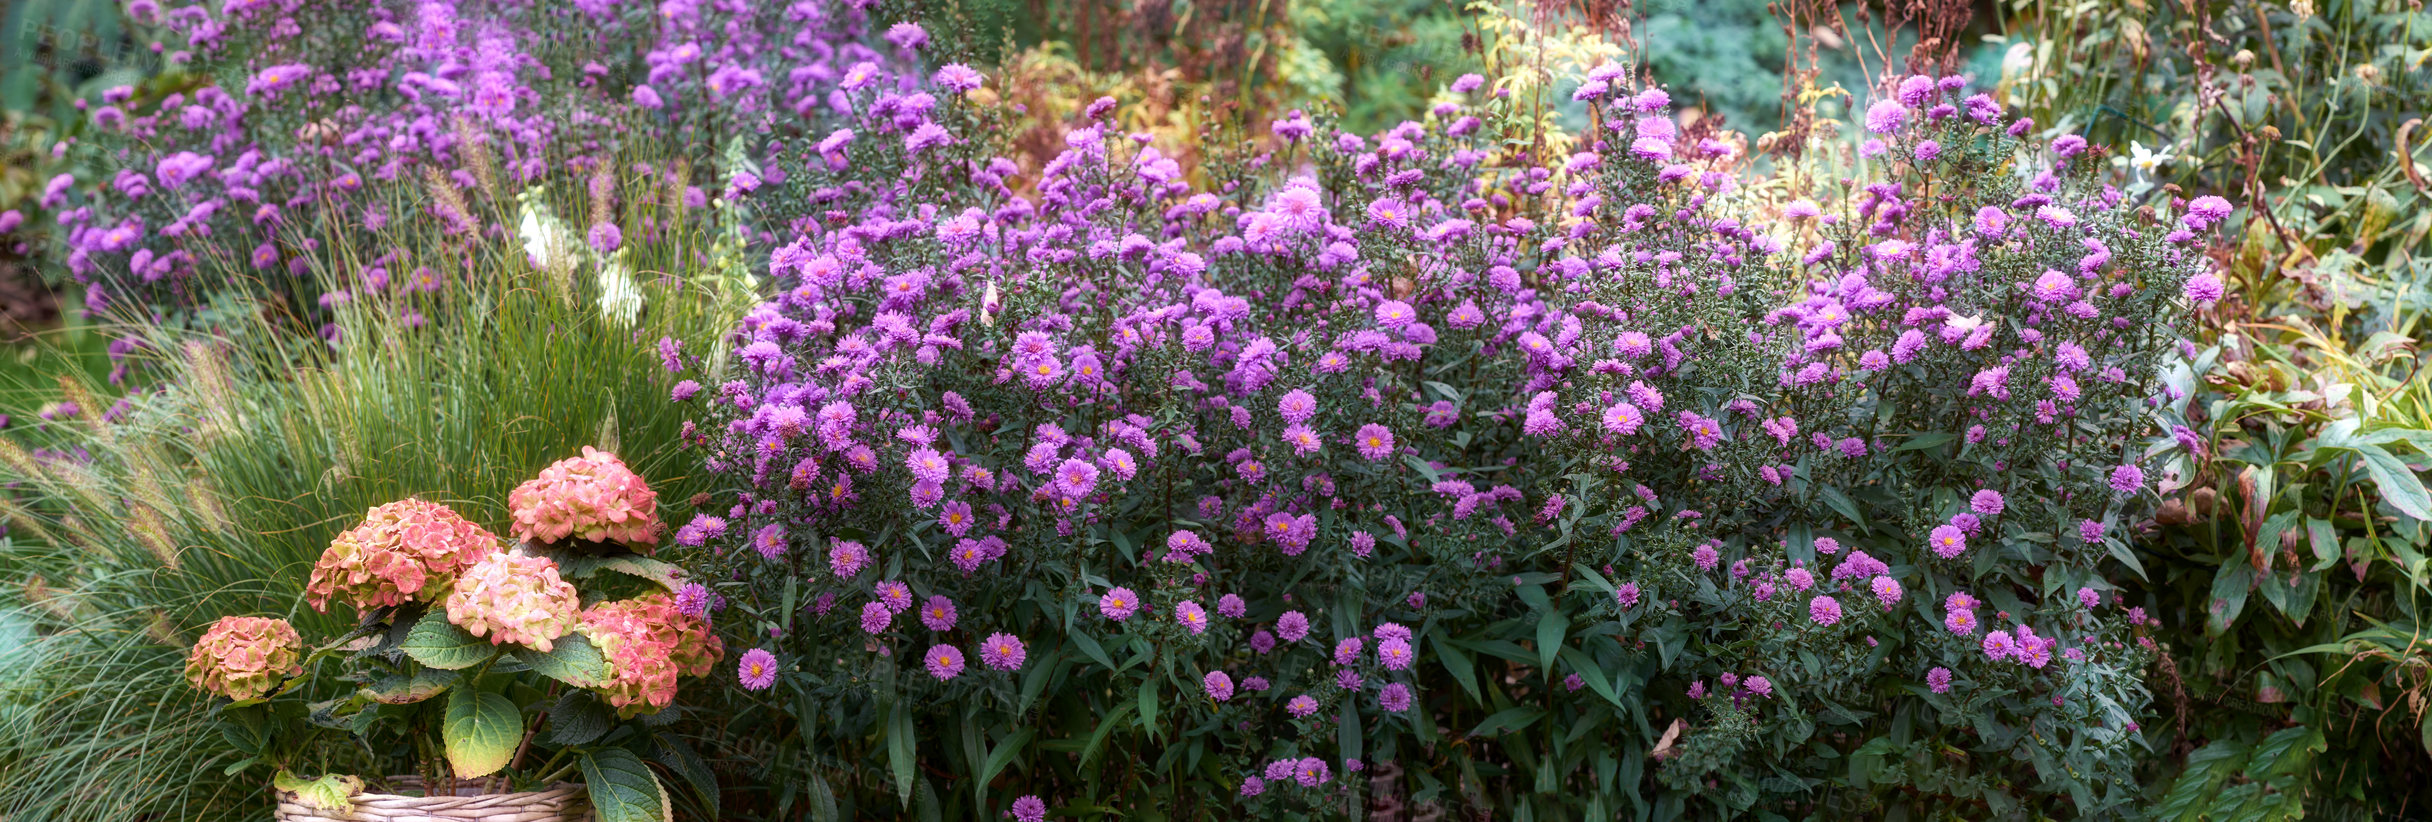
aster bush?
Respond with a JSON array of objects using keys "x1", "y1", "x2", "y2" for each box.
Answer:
[{"x1": 667, "y1": 42, "x2": 2232, "y2": 816}]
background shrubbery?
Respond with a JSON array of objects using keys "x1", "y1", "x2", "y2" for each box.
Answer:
[{"x1": 0, "y1": 0, "x2": 2428, "y2": 819}]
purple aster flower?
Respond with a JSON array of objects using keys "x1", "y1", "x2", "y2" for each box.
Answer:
[
  {"x1": 924, "y1": 644, "x2": 964, "y2": 680},
  {"x1": 1333, "y1": 637, "x2": 1364, "y2": 666},
  {"x1": 1277, "y1": 389, "x2": 1318, "y2": 424},
  {"x1": 1100, "y1": 587, "x2": 1141, "y2": 621},
  {"x1": 1275, "y1": 610, "x2": 1311, "y2": 643},
  {"x1": 2109, "y1": 464, "x2": 2145, "y2": 495},
  {"x1": 1864, "y1": 100, "x2": 1909, "y2": 134},
  {"x1": 1010, "y1": 795, "x2": 1046, "y2": 822},
  {"x1": 860, "y1": 602, "x2": 892, "y2": 634},
  {"x1": 1870, "y1": 576, "x2": 1904, "y2": 607},
  {"x1": 1945, "y1": 608, "x2": 1979, "y2": 635},
  {"x1": 1175, "y1": 600, "x2": 1210, "y2": 634},
  {"x1": 587, "y1": 221, "x2": 621, "y2": 254},
  {"x1": 2183, "y1": 272, "x2": 2224, "y2": 304},
  {"x1": 1379, "y1": 682, "x2": 1413, "y2": 712},
  {"x1": 674, "y1": 583, "x2": 712, "y2": 617},
  {"x1": 2078, "y1": 587, "x2": 2102, "y2": 610},
  {"x1": 981, "y1": 633, "x2": 1026, "y2": 670},
  {"x1": 1743, "y1": 675, "x2": 1772, "y2": 698},
  {"x1": 875, "y1": 581, "x2": 913, "y2": 613},
  {"x1": 934, "y1": 64, "x2": 985, "y2": 92},
  {"x1": 1218, "y1": 594, "x2": 1247, "y2": 618},
  {"x1": 1693, "y1": 544, "x2": 1720, "y2": 572},
  {"x1": 1808, "y1": 595, "x2": 1843, "y2": 626},
  {"x1": 1354, "y1": 423, "x2": 1396, "y2": 460},
  {"x1": 1286, "y1": 694, "x2": 1319, "y2": 718},
  {"x1": 737, "y1": 648, "x2": 777, "y2": 691},
  {"x1": 1204, "y1": 670, "x2": 1234, "y2": 701},
  {"x1": 1294, "y1": 757, "x2": 1331, "y2": 787},
  {"x1": 920, "y1": 596, "x2": 957, "y2": 631},
  {"x1": 1929, "y1": 524, "x2": 1967, "y2": 559},
  {"x1": 1927, "y1": 667, "x2": 1953, "y2": 693},
  {"x1": 1982, "y1": 629, "x2": 2020, "y2": 661},
  {"x1": 829, "y1": 540, "x2": 870, "y2": 578}
]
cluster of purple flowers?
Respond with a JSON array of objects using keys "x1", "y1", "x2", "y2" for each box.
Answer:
[
  {"x1": 42, "y1": 0, "x2": 931, "y2": 364},
  {"x1": 656, "y1": 45, "x2": 2218, "y2": 805}
]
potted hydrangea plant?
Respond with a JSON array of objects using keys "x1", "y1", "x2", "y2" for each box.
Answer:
[{"x1": 183, "y1": 447, "x2": 721, "y2": 822}]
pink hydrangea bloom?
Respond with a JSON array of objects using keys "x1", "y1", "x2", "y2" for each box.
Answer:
[
  {"x1": 305, "y1": 499, "x2": 499, "y2": 613},
  {"x1": 185, "y1": 615, "x2": 302, "y2": 701},
  {"x1": 582, "y1": 592, "x2": 724, "y2": 715},
  {"x1": 445, "y1": 551, "x2": 581, "y2": 653},
  {"x1": 507, "y1": 446, "x2": 662, "y2": 548}
]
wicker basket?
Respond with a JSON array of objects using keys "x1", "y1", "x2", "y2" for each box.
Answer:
[{"x1": 274, "y1": 775, "x2": 592, "y2": 822}]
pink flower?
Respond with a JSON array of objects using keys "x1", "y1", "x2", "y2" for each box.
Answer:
[
  {"x1": 980, "y1": 633, "x2": 1027, "y2": 670},
  {"x1": 924, "y1": 644, "x2": 965, "y2": 680},
  {"x1": 1808, "y1": 595, "x2": 1843, "y2": 626},
  {"x1": 1100, "y1": 587, "x2": 1140, "y2": 621},
  {"x1": 738, "y1": 648, "x2": 777, "y2": 691},
  {"x1": 507, "y1": 447, "x2": 661, "y2": 548},
  {"x1": 185, "y1": 616, "x2": 302, "y2": 701},
  {"x1": 305, "y1": 499, "x2": 498, "y2": 613},
  {"x1": 584, "y1": 593, "x2": 723, "y2": 714},
  {"x1": 446, "y1": 552, "x2": 581, "y2": 652}
]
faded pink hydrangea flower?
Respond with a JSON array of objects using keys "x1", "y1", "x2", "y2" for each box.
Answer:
[
  {"x1": 581, "y1": 591, "x2": 725, "y2": 716},
  {"x1": 306, "y1": 499, "x2": 498, "y2": 613},
  {"x1": 507, "y1": 446, "x2": 661, "y2": 548},
  {"x1": 446, "y1": 551, "x2": 581, "y2": 653},
  {"x1": 185, "y1": 615, "x2": 302, "y2": 701}
]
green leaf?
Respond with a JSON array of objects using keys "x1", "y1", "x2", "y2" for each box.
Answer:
[
  {"x1": 2306, "y1": 517, "x2": 2340, "y2": 570},
  {"x1": 651, "y1": 728, "x2": 719, "y2": 819},
  {"x1": 2359, "y1": 445, "x2": 2432, "y2": 521},
  {"x1": 2206, "y1": 561, "x2": 2254, "y2": 636},
  {"x1": 1069, "y1": 630, "x2": 1116, "y2": 672},
  {"x1": 1078, "y1": 701, "x2": 1136, "y2": 768},
  {"x1": 808, "y1": 772, "x2": 840, "y2": 822},
  {"x1": 2156, "y1": 740, "x2": 2249, "y2": 821},
  {"x1": 548, "y1": 689, "x2": 614, "y2": 746},
  {"x1": 888, "y1": 702, "x2": 917, "y2": 807},
  {"x1": 273, "y1": 771, "x2": 363, "y2": 813},
  {"x1": 401, "y1": 609, "x2": 497, "y2": 671},
  {"x1": 1434, "y1": 632, "x2": 1480, "y2": 702},
  {"x1": 1534, "y1": 610, "x2": 1569, "y2": 681},
  {"x1": 442, "y1": 688, "x2": 520, "y2": 778},
  {"x1": 1892, "y1": 432, "x2": 1955, "y2": 452},
  {"x1": 516, "y1": 631, "x2": 611, "y2": 688},
  {"x1": 1136, "y1": 678, "x2": 1159, "y2": 736},
  {"x1": 1817, "y1": 485, "x2": 1866, "y2": 530},
  {"x1": 578, "y1": 747, "x2": 672, "y2": 822},
  {"x1": 1559, "y1": 646, "x2": 1623, "y2": 707},
  {"x1": 974, "y1": 729, "x2": 1033, "y2": 809},
  {"x1": 2240, "y1": 726, "x2": 2325, "y2": 784},
  {"x1": 1338, "y1": 700, "x2": 1363, "y2": 765},
  {"x1": 362, "y1": 669, "x2": 456, "y2": 705},
  {"x1": 553, "y1": 551, "x2": 688, "y2": 590},
  {"x1": 1469, "y1": 707, "x2": 1545, "y2": 737}
]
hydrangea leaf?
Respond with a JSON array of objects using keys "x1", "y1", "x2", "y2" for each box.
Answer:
[
  {"x1": 401, "y1": 609, "x2": 495, "y2": 671},
  {"x1": 272, "y1": 771, "x2": 362, "y2": 813},
  {"x1": 578, "y1": 746, "x2": 671, "y2": 822},
  {"x1": 548, "y1": 689, "x2": 613, "y2": 746},
  {"x1": 515, "y1": 630, "x2": 609, "y2": 688},
  {"x1": 442, "y1": 687, "x2": 520, "y2": 778}
]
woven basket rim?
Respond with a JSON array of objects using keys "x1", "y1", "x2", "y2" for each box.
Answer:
[{"x1": 274, "y1": 775, "x2": 588, "y2": 801}]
